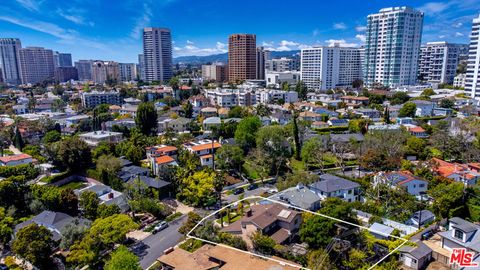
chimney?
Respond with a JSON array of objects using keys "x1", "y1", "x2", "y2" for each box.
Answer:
[
  {"x1": 108, "y1": 192, "x2": 114, "y2": 199},
  {"x1": 246, "y1": 209, "x2": 252, "y2": 217}
]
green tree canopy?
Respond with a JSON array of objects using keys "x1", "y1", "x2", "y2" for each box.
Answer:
[
  {"x1": 104, "y1": 245, "x2": 141, "y2": 270},
  {"x1": 398, "y1": 102, "x2": 417, "y2": 118},
  {"x1": 234, "y1": 116, "x2": 262, "y2": 152},
  {"x1": 135, "y1": 102, "x2": 158, "y2": 136},
  {"x1": 12, "y1": 224, "x2": 54, "y2": 269}
]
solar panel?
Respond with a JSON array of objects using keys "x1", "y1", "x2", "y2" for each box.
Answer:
[{"x1": 278, "y1": 209, "x2": 291, "y2": 219}]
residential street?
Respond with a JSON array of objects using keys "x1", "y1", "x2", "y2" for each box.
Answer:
[
  {"x1": 222, "y1": 186, "x2": 271, "y2": 204},
  {"x1": 132, "y1": 215, "x2": 187, "y2": 270}
]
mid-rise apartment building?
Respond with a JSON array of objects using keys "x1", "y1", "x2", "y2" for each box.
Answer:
[
  {"x1": 265, "y1": 71, "x2": 301, "y2": 86},
  {"x1": 465, "y1": 15, "x2": 480, "y2": 98},
  {"x1": 202, "y1": 63, "x2": 228, "y2": 82},
  {"x1": 75, "y1": 60, "x2": 93, "y2": 81},
  {"x1": 91, "y1": 61, "x2": 120, "y2": 84},
  {"x1": 228, "y1": 34, "x2": 256, "y2": 81},
  {"x1": 81, "y1": 91, "x2": 122, "y2": 108},
  {"x1": 119, "y1": 63, "x2": 138, "y2": 82},
  {"x1": 419, "y1": 42, "x2": 469, "y2": 84},
  {"x1": 266, "y1": 57, "x2": 300, "y2": 72},
  {"x1": 256, "y1": 46, "x2": 270, "y2": 80},
  {"x1": 364, "y1": 7, "x2": 424, "y2": 87},
  {"x1": 137, "y1": 54, "x2": 146, "y2": 81},
  {"x1": 53, "y1": 51, "x2": 72, "y2": 68},
  {"x1": 0, "y1": 38, "x2": 22, "y2": 85},
  {"x1": 55, "y1": 67, "x2": 78, "y2": 82},
  {"x1": 301, "y1": 45, "x2": 362, "y2": 91},
  {"x1": 256, "y1": 89, "x2": 298, "y2": 104},
  {"x1": 19, "y1": 47, "x2": 55, "y2": 84},
  {"x1": 143, "y1": 28, "x2": 173, "y2": 83}
]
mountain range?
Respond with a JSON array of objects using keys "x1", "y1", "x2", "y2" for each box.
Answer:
[{"x1": 173, "y1": 50, "x2": 300, "y2": 65}]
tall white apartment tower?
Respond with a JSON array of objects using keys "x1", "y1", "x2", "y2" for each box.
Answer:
[
  {"x1": 364, "y1": 7, "x2": 424, "y2": 87},
  {"x1": 419, "y1": 42, "x2": 468, "y2": 84},
  {"x1": 300, "y1": 45, "x2": 362, "y2": 91},
  {"x1": 142, "y1": 28, "x2": 173, "y2": 83},
  {"x1": 0, "y1": 38, "x2": 22, "y2": 85},
  {"x1": 465, "y1": 15, "x2": 480, "y2": 99}
]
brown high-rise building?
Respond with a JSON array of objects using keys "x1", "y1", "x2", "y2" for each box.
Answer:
[{"x1": 228, "y1": 34, "x2": 256, "y2": 82}]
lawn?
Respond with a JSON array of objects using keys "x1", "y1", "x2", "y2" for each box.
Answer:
[
  {"x1": 242, "y1": 162, "x2": 260, "y2": 180},
  {"x1": 59, "y1": 181, "x2": 87, "y2": 190},
  {"x1": 290, "y1": 158, "x2": 305, "y2": 171},
  {"x1": 215, "y1": 212, "x2": 242, "y2": 225}
]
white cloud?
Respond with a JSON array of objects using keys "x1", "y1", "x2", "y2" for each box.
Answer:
[
  {"x1": 355, "y1": 25, "x2": 367, "y2": 32},
  {"x1": 333, "y1": 22, "x2": 347, "y2": 30},
  {"x1": 57, "y1": 8, "x2": 94, "y2": 26},
  {"x1": 453, "y1": 22, "x2": 463, "y2": 28},
  {"x1": 312, "y1": 29, "x2": 320, "y2": 36},
  {"x1": 173, "y1": 41, "x2": 228, "y2": 56},
  {"x1": 262, "y1": 41, "x2": 274, "y2": 47},
  {"x1": 130, "y1": 3, "x2": 152, "y2": 39},
  {"x1": 325, "y1": 39, "x2": 358, "y2": 47},
  {"x1": 439, "y1": 35, "x2": 446, "y2": 38},
  {"x1": 418, "y1": 2, "x2": 450, "y2": 15},
  {"x1": 455, "y1": 32, "x2": 464, "y2": 37},
  {"x1": 355, "y1": 34, "x2": 366, "y2": 43},
  {"x1": 15, "y1": 0, "x2": 40, "y2": 12}
]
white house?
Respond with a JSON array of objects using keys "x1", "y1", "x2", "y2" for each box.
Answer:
[
  {"x1": 373, "y1": 171, "x2": 428, "y2": 196},
  {"x1": 184, "y1": 139, "x2": 221, "y2": 167},
  {"x1": 439, "y1": 217, "x2": 480, "y2": 255},
  {"x1": 0, "y1": 153, "x2": 33, "y2": 166},
  {"x1": 307, "y1": 174, "x2": 360, "y2": 202}
]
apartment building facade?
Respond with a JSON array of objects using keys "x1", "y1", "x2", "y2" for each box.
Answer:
[
  {"x1": 228, "y1": 34, "x2": 256, "y2": 81},
  {"x1": 465, "y1": 15, "x2": 480, "y2": 98},
  {"x1": 419, "y1": 42, "x2": 468, "y2": 84}
]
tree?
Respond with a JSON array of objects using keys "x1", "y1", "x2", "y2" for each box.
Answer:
[
  {"x1": 255, "y1": 103, "x2": 272, "y2": 117},
  {"x1": 255, "y1": 125, "x2": 291, "y2": 176},
  {"x1": 440, "y1": 98, "x2": 455, "y2": 109},
  {"x1": 216, "y1": 145, "x2": 244, "y2": 172},
  {"x1": 228, "y1": 106, "x2": 246, "y2": 118},
  {"x1": 429, "y1": 182, "x2": 465, "y2": 219},
  {"x1": 135, "y1": 102, "x2": 158, "y2": 136},
  {"x1": 177, "y1": 169, "x2": 217, "y2": 207},
  {"x1": 96, "y1": 155, "x2": 122, "y2": 188},
  {"x1": 384, "y1": 106, "x2": 391, "y2": 124},
  {"x1": 421, "y1": 88, "x2": 436, "y2": 97},
  {"x1": 390, "y1": 92, "x2": 410, "y2": 105},
  {"x1": 60, "y1": 220, "x2": 91, "y2": 250},
  {"x1": 105, "y1": 245, "x2": 141, "y2": 270},
  {"x1": 276, "y1": 170, "x2": 317, "y2": 191},
  {"x1": 405, "y1": 136, "x2": 427, "y2": 159},
  {"x1": 398, "y1": 102, "x2": 416, "y2": 118},
  {"x1": 50, "y1": 137, "x2": 91, "y2": 172},
  {"x1": 348, "y1": 119, "x2": 369, "y2": 134},
  {"x1": 234, "y1": 116, "x2": 262, "y2": 152},
  {"x1": 359, "y1": 130, "x2": 407, "y2": 171},
  {"x1": 343, "y1": 248, "x2": 368, "y2": 269},
  {"x1": 251, "y1": 231, "x2": 276, "y2": 255},
  {"x1": 291, "y1": 106, "x2": 302, "y2": 160},
  {"x1": 182, "y1": 101, "x2": 193, "y2": 118},
  {"x1": 301, "y1": 137, "x2": 328, "y2": 170},
  {"x1": 43, "y1": 130, "x2": 61, "y2": 144},
  {"x1": 178, "y1": 212, "x2": 202, "y2": 235},
  {"x1": 97, "y1": 204, "x2": 121, "y2": 218},
  {"x1": 13, "y1": 126, "x2": 24, "y2": 151},
  {"x1": 295, "y1": 80, "x2": 309, "y2": 100},
  {"x1": 352, "y1": 79, "x2": 363, "y2": 89},
  {"x1": 79, "y1": 191, "x2": 100, "y2": 220},
  {"x1": 307, "y1": 248, "x2": 334, "y2": 270},
  {"x1": 12, "y1": 224, "x2": 54, "y2": 269}
]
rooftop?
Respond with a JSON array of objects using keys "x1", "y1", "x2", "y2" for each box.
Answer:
[{"x1": 309, "y1": 174, "x2": 360, "y2": 192}]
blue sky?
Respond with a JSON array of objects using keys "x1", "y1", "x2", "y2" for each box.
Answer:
[{"x1": 1, "y1": 0, "x2": 479, "y2": 62}]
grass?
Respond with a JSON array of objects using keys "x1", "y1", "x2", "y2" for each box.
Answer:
[
  {"x1": 242, "y1": 162, "x2": 260, "y2": 180},
  {"x1": 179, "y1": 238, "x2": 204, "y2": 252},
  {"x1": 290, "y1": 158, "x2": 305, "y2": 172},
  {"x1": 165, "y1": 212, "x2": 182, "y2": 222},
  {"x1": 59, "y1": 181, "x2": 86, "y2": 190},
  {"x1": 216, "y1": 212, "x2": 242, "y2": 225}
]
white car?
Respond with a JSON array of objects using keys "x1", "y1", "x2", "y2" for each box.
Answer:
[{"x1": 153, "y1": 221, "x2": 168, "y2": 234}]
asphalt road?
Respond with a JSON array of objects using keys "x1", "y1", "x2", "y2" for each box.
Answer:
[{"x1": 132, "y1": 215, "x2": 187, "y2": 270}]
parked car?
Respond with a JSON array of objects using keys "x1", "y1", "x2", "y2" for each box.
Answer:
[
  {"x1": 247, "y1": 183, "x2": 258, "y2": 190},
  {"x1": 233, "y1": 188, "x2": 244, "y2": 195},
  {"x1": 153, "y1": 221, "x2": 168, "y2": 234}
]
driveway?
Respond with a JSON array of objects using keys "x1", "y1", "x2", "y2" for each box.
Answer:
[
  {"x1": 222, "y1": 186, "x2": 271, "y2": 204},
  {"x1": 132, "y1": 215, "x2": 187, "y2": 269}
]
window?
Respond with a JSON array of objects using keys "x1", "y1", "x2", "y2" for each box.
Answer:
[{"x1": 454, "y1": 229, "x2": 464, "y2": 240}]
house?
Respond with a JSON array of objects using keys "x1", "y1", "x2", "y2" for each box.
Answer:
[
  {"x1": 0, "y1": 153, "x2": 33, "y2": 166},
  {"x1": 184, "y1": 139, "x2": 221, "y2": 167},
  {"x1": 340, "y1": 96, "x2": 369, "y2": 108},
  {"x1": 312, "y1": 107, "x2": 339, "y2": 118},
  {"x1": 14, "y1": 211, "x2": 89, "y2": 242},
  {"x1": 406, "y1": 126, "x2": 428, "y2": 138},
  {"x1": 433, "y1": 107, "x2": 453, "y2": 116},
  {"x1": 312, "y1": 121, "x2": 328, "y2": 129},
  {"x1": 146, "y1": 145, "x2": 178, "y2": 176},
  {"x1": 75, "y1": 183, "x2": 129, "y2": 212},
  {"x1": 269, "y1": 184, "x2": 321, "y2": 211},
  {"x1": 298, "y1": 111, "x2": 322, "y2": 122},
  {"x1": 369, "y1": 222, "x2": 395, "y2": 240},
  {"x1": 397, "y1": 117, "x2": 415, "y2": 125},
  {"x1": 308, "y1": 174, "x2": 360, "y2": 202},
  {"x1": 327, "y1": 118, "x2": 349, "y2": 127},
  {"x1": 127, "y1": 175, "x2": 171, "y2": 198},
  {"x1": 165, "y1": 117, "x2": 191, "y2": 133},
  {"x1": 412, "y1": 100, "x2": 435, "y2": 117},
  {"x1": 221, "y1": 203, "x2": 302, "y2": 245},
  {"x1": 399, "y1": 240, "x2": 432, "y2": 270},
  {"x1": 158, "y1": 244, "x2": 301, "y2": 270},
  {"x1": 439, "y1": 217, "x2": 480, "y2": 255},
  {"x1": 203, "y1": 117, "x2": 221, "y2": 131},
  {"x1": 354, "y1": 108, "x2": 381, "y2": 119},
  {"x1": 373, "y1": 171, "x2": 428, "y2": 196},
  {"x1": 200, "y1": 107, "x2": 217, "y2": 117},
  {"x1": 117, "y1": 165, "x2": 149, "y2": 183},
  {"x1": 431, "y1": 158, "x2": 480, "y2": 186},
  {"x1": 105, "y1": 118, "x2": 136, "y2": 131},
  {"x1": 217, "y1": 108, "x2": 229, "y2": 118},
  {"x1": 78, "y1": 131, "x2": 124, "y2": 146},
  {"x1": 406, "y1": 210, "x2": 435, "y2": 227}
]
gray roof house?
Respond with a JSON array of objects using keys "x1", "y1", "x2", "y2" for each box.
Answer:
[
  {"x1": 369, "y1": 222, "x2": 395, "y2": 240},
  {"x1": 269, "y1": 184, "x2": 321, "y2": 211},
  {"x1": 406, "y1": 210, "x2": 435, "y2": 227},
  {"x1": 439, "y1": 217, "x2": 480, "y2": 253},
  {"x1": 308, "y1": 174, "x2": 361, "y2": 202},
  {"x1": 399, "y1": 240, "x2": 432, "y2": 270},
  {"x1": 14, "y1": 211, "x2": 90, "y2": 242}
]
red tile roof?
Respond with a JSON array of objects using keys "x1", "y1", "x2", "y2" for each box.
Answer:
[
  {"x1": 0, "y1": 153, "x2": 32, "y2": 163},
  {"x1": 155, "y1": 155, "x2": 175, "y2": 165},
  {"x1": 190, "y1": 142, "x2": 221, "y2": 152}
]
